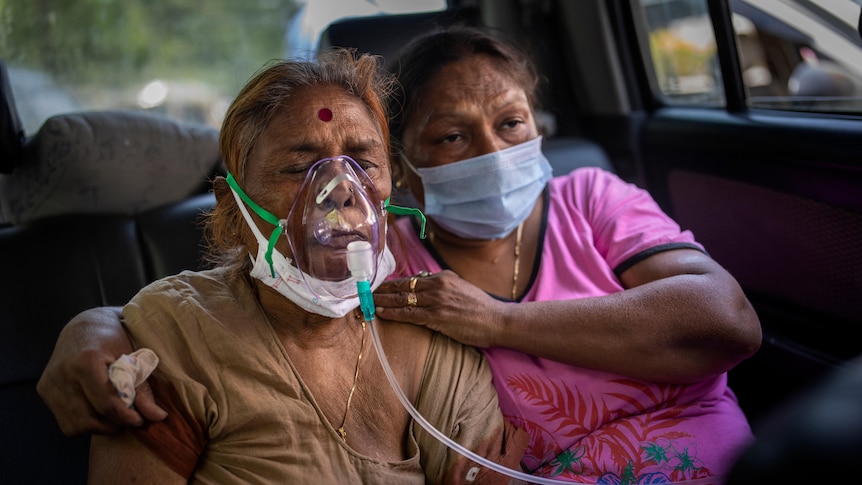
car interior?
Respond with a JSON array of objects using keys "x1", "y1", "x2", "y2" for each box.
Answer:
[
  {"x1": 0, "y1": 58, "x2": 223, "y2": 483},
  {"x1": 1, "y1": 1, "x2": 861, "y2": 483},
  {"x1": 0, "y1": 9, "x2": 617, "y2": 484}
]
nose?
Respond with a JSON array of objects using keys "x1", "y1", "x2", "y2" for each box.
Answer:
[
  {"x1": 475, "y1": 127, "x2": 503, "y2": 156},
  {"x1": 315, "y1": 173, "x2": 356, "y2": 209},
  {"x1": 323, "y1": 179, "x2": 356, "y2": 210}
]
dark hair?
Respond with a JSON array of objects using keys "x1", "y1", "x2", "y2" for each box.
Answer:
[{"x1": 387, "y1": 26, "x2": 541, "y2": 153}]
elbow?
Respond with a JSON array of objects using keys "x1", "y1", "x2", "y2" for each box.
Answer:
[
  {"x1": 703, "y1": 272, "x2": 763, "y2": 366},
  {"x1": 734, "y1": 302, "x2": 762, "y2": 361},
  {"x1": 684, "y1": 286, "x2": 763, "y2": 379},
  {"x1": 713, "y1": 296, "x2": 763, "y2": 372}
]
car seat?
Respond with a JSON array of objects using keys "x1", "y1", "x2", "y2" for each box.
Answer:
[
  {"x1": 725, "y1": 352, "x2": 862, "y2": 484},
  {"x1": 0, "y1": 69, "x2": 221, "y2": 483}
]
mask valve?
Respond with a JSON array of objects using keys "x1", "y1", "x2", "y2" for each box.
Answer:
[{"x1": 347, "y1": 241, "x2": 375, "y2": 321}]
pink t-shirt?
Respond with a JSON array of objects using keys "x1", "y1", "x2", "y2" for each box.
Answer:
[{"x1": 394, "y1": 167, "x2": 753, "y2": 484}]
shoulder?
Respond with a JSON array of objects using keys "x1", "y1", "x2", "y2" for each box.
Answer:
[
  {"x1": 122, "y1": 267, "x2": 260, "y2": 351},
  {"x1": 374, "y1": 321, "x2": 490, "y2": 394},
  {"x1": 375, "y1": 319, "x2": 434, "y2": 367},
  {"x1": 550, "y1": 166, "x2": 639, "y2": 199},
  {"x1": 129, "y1": 267, "x2": 248, "y2": 312},
  {"x1": 422, "y1": 331, "x2": 492, "y2": 396},
  {"x1": 550, "y1": 166, "x2": 672, "y2": 222}
]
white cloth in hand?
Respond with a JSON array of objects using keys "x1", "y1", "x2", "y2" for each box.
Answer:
[{"x1": 108, "y1": 348, "x2": 159, "y2": 407}]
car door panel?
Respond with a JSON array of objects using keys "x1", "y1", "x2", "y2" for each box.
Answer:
[{"x1": 639, "y1": 106, "x2": 862, "y2": 426}]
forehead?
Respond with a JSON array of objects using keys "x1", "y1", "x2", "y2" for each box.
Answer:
[
  {"x1": 415, "y1": 55, "x2": 529, "y2": 114},
  {"x1": 254, "y1": 84, "x2": 386, "y2": 162}
]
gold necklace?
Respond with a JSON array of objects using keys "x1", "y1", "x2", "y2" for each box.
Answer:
[
  {"x1": 512, "y1": 221, "x2": 524, "y2": 299},
  {"x1": 337, "y1": 317, "x2": 366, "y2": 442},
  {"x1": 427, "y1": 221, "x2": 525, "y2": 299}
]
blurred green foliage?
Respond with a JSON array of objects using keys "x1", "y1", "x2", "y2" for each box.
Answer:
[
  {"x1": 0, "y1": 0, "x2": 299, "y2": 88},
  {"x1": 649, "y1": 27, "x2": 717, "y2": 94}
]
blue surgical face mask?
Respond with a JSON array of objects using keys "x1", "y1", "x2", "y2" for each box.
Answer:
[{"x1": 401, "y1": 136, "x2": 552, "y2": 240}]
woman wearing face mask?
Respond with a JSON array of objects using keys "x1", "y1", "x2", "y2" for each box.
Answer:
[
  {"x1": 371, "y1": 27, "x2": 762, "y2": 484},
  {"x1": 38, "y1": 27, "x2": 759, "y2": 485},
  {"x1": 84, "y1": 50, "x2": 528, "y2": 484}
]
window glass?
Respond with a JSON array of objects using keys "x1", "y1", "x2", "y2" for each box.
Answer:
[
  {"x1": 733, "y1": 0, "x2": 862, "y2": 112},
  {"x1": 640, "y1": 0, "x2": 862, "y2": 113},
  {"x1": 286, "y1": 0, "x2": 446, "y2": 60},
  {"x1": 641, "y1": 0, "x2": 725, "y2": 107},
  {"x1": 0, "y1": 0, "x2": 445, "y2": 136}
]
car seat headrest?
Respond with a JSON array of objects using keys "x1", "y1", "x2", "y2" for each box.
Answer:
[
  {"x1": 0, "y1": 110, "x2": 222, "y2": 224},
  {"x1": 318, "y1": 7, "x2": 481, "y2": 64}
]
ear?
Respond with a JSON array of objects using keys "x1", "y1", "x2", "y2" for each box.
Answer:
[
  {"x1": 390, "y1": 152, "x2": 406, "y2": 188},
  {"x1": 212, "y1": 175, "x2": 230, "y2": 204}
]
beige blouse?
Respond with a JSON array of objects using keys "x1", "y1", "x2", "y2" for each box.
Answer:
[{"x1": 122, "y1": 267, "x2": 525, "y2": 484}]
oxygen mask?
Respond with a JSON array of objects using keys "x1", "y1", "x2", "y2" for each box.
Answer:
[{"x1": 285, "y1": 155, "x2": 385, "y2": 300}]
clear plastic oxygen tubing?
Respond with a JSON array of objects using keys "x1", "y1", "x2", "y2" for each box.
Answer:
[{"x1": 346, "y1": 241, "x2": 719, "y2": 485}]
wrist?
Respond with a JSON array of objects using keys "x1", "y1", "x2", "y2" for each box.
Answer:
[{"x1": 488, "y1": 301, "x2": 516, "y2": 349}]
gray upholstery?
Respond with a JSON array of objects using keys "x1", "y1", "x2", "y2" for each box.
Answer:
[
  {"x1": 319, "y1": 8, "x2": 481, "y2": 64},
  {"x1": 543, "y1": 136, "x2": 615, "y2": 175},
  {"x1": 0, "y1": 108, "x2": 219, "y2": 484},
  {"x1": 0, "y1": 110, "x2": 221, "y2": 224},
  {"x1": 0, "y1": 193, "x2": 215, "y2": 485}
]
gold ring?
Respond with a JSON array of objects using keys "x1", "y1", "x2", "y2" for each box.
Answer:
[
  {"x1": 418, "y1": 271, "x2": 432, "y2": 278},
  {"x1": 409, "y1": 275, "x2": 419, "y2": 292},
  {"x1": 407, "y1": 292, "x2": 418, "y2": 306}
]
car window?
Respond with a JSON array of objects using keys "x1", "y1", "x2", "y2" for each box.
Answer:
[
  {"x1": 637, "y1": 0, "x2": 862, "y2": 113},
  {"x1": 286, "y1": 0, "x2": 446, "y2": 60},
  {"x1": 0, "y1": 0, "x2": 445, "y2": 136}
]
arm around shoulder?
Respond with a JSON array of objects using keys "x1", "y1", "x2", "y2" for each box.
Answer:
[{"x1": 37, "y1": 306, "x2": 166, "y2": 436}]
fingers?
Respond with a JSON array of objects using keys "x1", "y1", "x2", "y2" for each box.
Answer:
[
  {"x1": 37, "y1": 351, "x2": 128, "y2": 436},
  {"x1": 375, "y1": 271, "x2": 442, "y2": 324},
  {"x1": 42, "y1": 381, "x2": 127, "y2": 436},
  {"x1": 84, "y1": 378, "x2": 166, "y2": 432},
  {"x1": 85, "y1": 376, "x2": 146, "y2": 429},
  {"x1": 406, "y1": 273, "x2": 422, "y2": 306},
  {"x1": 38, "y1": 350, "x2": 162, "y2": 436},
  {"x1": 132, "y1": 381, "x2": 168, "y2": 422},
  {"x1": 377, "y1": 271, "x2": 435, "y2": 307}
]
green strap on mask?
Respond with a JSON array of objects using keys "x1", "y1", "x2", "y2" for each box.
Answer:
[
  {"x1": 225, "y1": 172, "x2": 283, "y2": 277},
  {"x1": 226, "y1": 172, "x2": 427, "y2": 280},
  {"x1": 385, "y1": 198, "x2": 427, "y2": 239}
]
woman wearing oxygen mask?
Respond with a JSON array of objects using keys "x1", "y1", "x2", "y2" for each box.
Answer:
[
  {"x1": 39, "y1": 27, "x2": 760, "y2": 485},
  {"x1": 85, "y1": 51, "x2": 528, "y2": 484}
]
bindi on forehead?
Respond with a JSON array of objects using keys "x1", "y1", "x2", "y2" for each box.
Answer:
[{"x1": 318, "y1": 108, "x2": 333, "y2": 122}]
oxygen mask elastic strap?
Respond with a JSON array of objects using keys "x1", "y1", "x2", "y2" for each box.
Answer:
[{"x1": 225, "y1": 172, "x2": 284, "y2": 277}]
